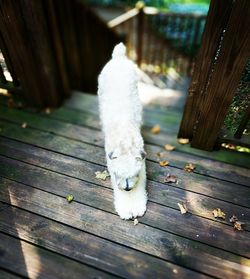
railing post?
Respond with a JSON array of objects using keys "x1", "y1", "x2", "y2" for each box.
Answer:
[
  {"x1": 178, "y1": 0, "x2": 232, "y2": 140},
  {"x1": 136, "y1": 1, "x2": 145, "y2": 67},
  {"x1": 0, "y1": 0, "x2": 71, "y2": 107},
  {"x1": 191, "y1": 0, "x2": 250, "y2": 150}
]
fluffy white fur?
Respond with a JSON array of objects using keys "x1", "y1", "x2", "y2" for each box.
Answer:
[{"x1": 98, "y1": 43, "x2": 147, "y2": 220}]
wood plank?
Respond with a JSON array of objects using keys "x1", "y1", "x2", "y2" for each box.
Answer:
[
  {"x1": 65, "y1": 91, "x2": 183, "y2": 118},
  {"x1": 191, "y1": 1, "x2": 250, "y2": 150},
  {"x1": 0, "y1": 141, "x2": 249, "y2": 229},
  {"x1": 0, "y1": 269, "x2": 23, "y2": 279},
  {"x1": 1, "y1": 178, "x2": 249, "y2": 279},
  {"x1": 1, "y1": 124, "x2": 250, "y2": 210},
  {"x1": 0, "y1": 203, "x2": 210, "y2": 279},
  {"x1": 0, "y1": 232, "x2": 116, "y2": 279},
  {"x1": 0, "y1": 98, "x2": 180, "y2": 134},
  {"x1": 62, "y1": 92, "x2": 250, "y2": 166},
  {"x1": 0, "y1": 121, "x2": 249, "y2": 207},
  {"x1": 142, "y1": 128, "x2": 250, "y2": 169},
  {"x1": 0, "y1": 156, "x2": 250, "y2": 255},
  {"x1": 0, "y1": 106, "x2": 249, "y2": 185},
  {"x1": 1, "y1": 93, "x2": 249, "y2": 168}
]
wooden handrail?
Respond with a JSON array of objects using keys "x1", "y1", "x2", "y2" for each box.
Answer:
[
  {"x1": 144, "y1": 6, "x2": 206, "y2": 19},
  {"x1": 108, "y1": 8, "x2": 139, "y2": 28},
  {"x1": 107, "y1": 5, "x2": 207, "y2": 76}
]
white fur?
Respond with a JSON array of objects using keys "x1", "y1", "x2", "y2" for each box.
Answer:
[{"x1": 98, "y1": 43, "x2": 147, "y2": 219}]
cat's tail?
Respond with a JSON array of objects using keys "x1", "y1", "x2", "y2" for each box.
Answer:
[{"x1": 112, "y1": 43, "x2": 126, "y2": 59}]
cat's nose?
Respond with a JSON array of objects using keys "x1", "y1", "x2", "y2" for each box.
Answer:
[{"x1": 124, "y1": 178, "x2": 132, "y2": 191}]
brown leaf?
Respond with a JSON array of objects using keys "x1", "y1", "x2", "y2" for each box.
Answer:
[
  {"x1": 184, "y1": 163, "x2": 196, "y2": 173},
  {"x1": 164, "y1": 144, "x2": 175, "y2": 151},
  {"x1": 229, "y1": 215, "x2": 238, "y2": 223},
  {"x1": 151, "y1": 124, "x2": 160, "y2": 134},
  {"x1": 178, "y1": 138, "x2": 189, "y2": 145},
  {"x1": 159, "y1": 160, "x2": 169, "y2": 167},
  {"x1": 164, "y1": 174, "x2": 177, "y2": 183},
  {"x1": 234, "y1": 221, "x2": 244, "y2": 231},
  {"x1": 21, "y1": 122, "x2": 27, "y2": 129},
  {"x1": 177, "y1": 202, "x2": 188, "y2": 214},
  {"x1": 212, "y1": 208, "x2": 226, "y2": 219},
  {"x1": 95, "y1": 170, "x2": 110, "y2": 181}
]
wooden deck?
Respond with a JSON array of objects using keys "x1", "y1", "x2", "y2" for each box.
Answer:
[{"x1": 0, "y1": 91, "x2": 250, "y2": 279}]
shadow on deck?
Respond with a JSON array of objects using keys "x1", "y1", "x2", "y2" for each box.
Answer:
[{"x1": 0, "y1": 90, "x2": 249, "y2": 278}]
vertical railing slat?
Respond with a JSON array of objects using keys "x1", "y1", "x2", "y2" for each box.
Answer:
[
  {"x1": 178, "y1": 0, "x2": 232, "y2": 140},
  {"x1": 191, "y1": 0, "x2": 250, "y2": 150}
]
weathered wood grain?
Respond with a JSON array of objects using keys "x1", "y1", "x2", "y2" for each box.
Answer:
[
  {"x1": 62, "y1": 91, "x2": 250, "y2": 166},
  {"x1": 1, "y1": 178, "x2": 249, "y2": 279},
  {"x1": 0, "y1": 156, "x2": 250, "y2": 256},
  {"x1": 178, "y1": 0, "x2": 232, "y2": 140},
  {"x1": 191, "y1": 1, "x2": 250, "y2": 150},
  {"x1": 0, "y1": 138, "x2": 249, "y2": 225},
  {"x1": 0, "y1": 0, "x2": 70, "y2": 106},
  {"x1": 0, "y1": 232, "x2": 116, "y2": 279},
  {"x1": 0, "y1": 123, "x2": 249, "y2": 208},
  {"x1": 64, "y1": 91, "x2": 182, "y2": 116},
  {"x1": 0, "y1": 269, "x2": 23, "y2": 279},
  {"x1": 0, "y1": 95, "x2": 249, "y2": 169},
  {"x1": 0, "y1": 203, "x2": 210, "y2": 279},
  {"x1": 0, "y1": 108, "x2": 249, "y2": 185}
]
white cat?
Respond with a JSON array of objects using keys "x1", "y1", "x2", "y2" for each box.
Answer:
[{"x1": 98, "y1": 43, "x2": 147, "y2": 219}]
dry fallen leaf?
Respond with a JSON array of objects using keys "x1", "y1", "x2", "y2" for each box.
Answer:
[
  {"x1": 159, "y1": 160, "x2": 169, "y2": 167},
  {"x1": 21, "y1": 122, "x2": 27, "y2": 129},
  {"x1": 178, "y1": 138, "x2": 189, "y2": 145},
  {"x1": 184, "y1": 163, "x2": 196, "y2": 173},
  {"x1": 177, "y1": 202, "x2": 188, "y2": 214},
  {"x1": 151, "y1": 124, "x2": 160, "y2": 134},
  {"x1": 66, "y1": 194, "x2": 74, "y2": 203},
  {"x1": 164, "y1": 144, "x2": 175, "y2": 151},
  {"x1": 229, "y1": 215, "x2": 238, "y2": 223},
  {"x1": 164, "y1": 174, "x2": 177, "y2": 183},
  {"x1": 95, "y1": 170, "x2": 110, "y2": 181},
  {"x1": 234, "y1": 221, "x2": 244, "y2": 231},
  {"x1": 212, "y1": 208, "x2": 226, "y2": 219},
  {"x1": 133, "y1": 218, "x2": 139, "y2": 226}
]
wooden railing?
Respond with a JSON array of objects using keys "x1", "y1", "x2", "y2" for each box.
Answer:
[
  {"x1": 178, "y1": 0, "x2": 250, "y2": 150},
  {"x1": 108, "y1": 5, "x2": 206, "y2": 76},
  {"x1": 0, "y1": 0, "x2": 120, "y2": 107}
]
